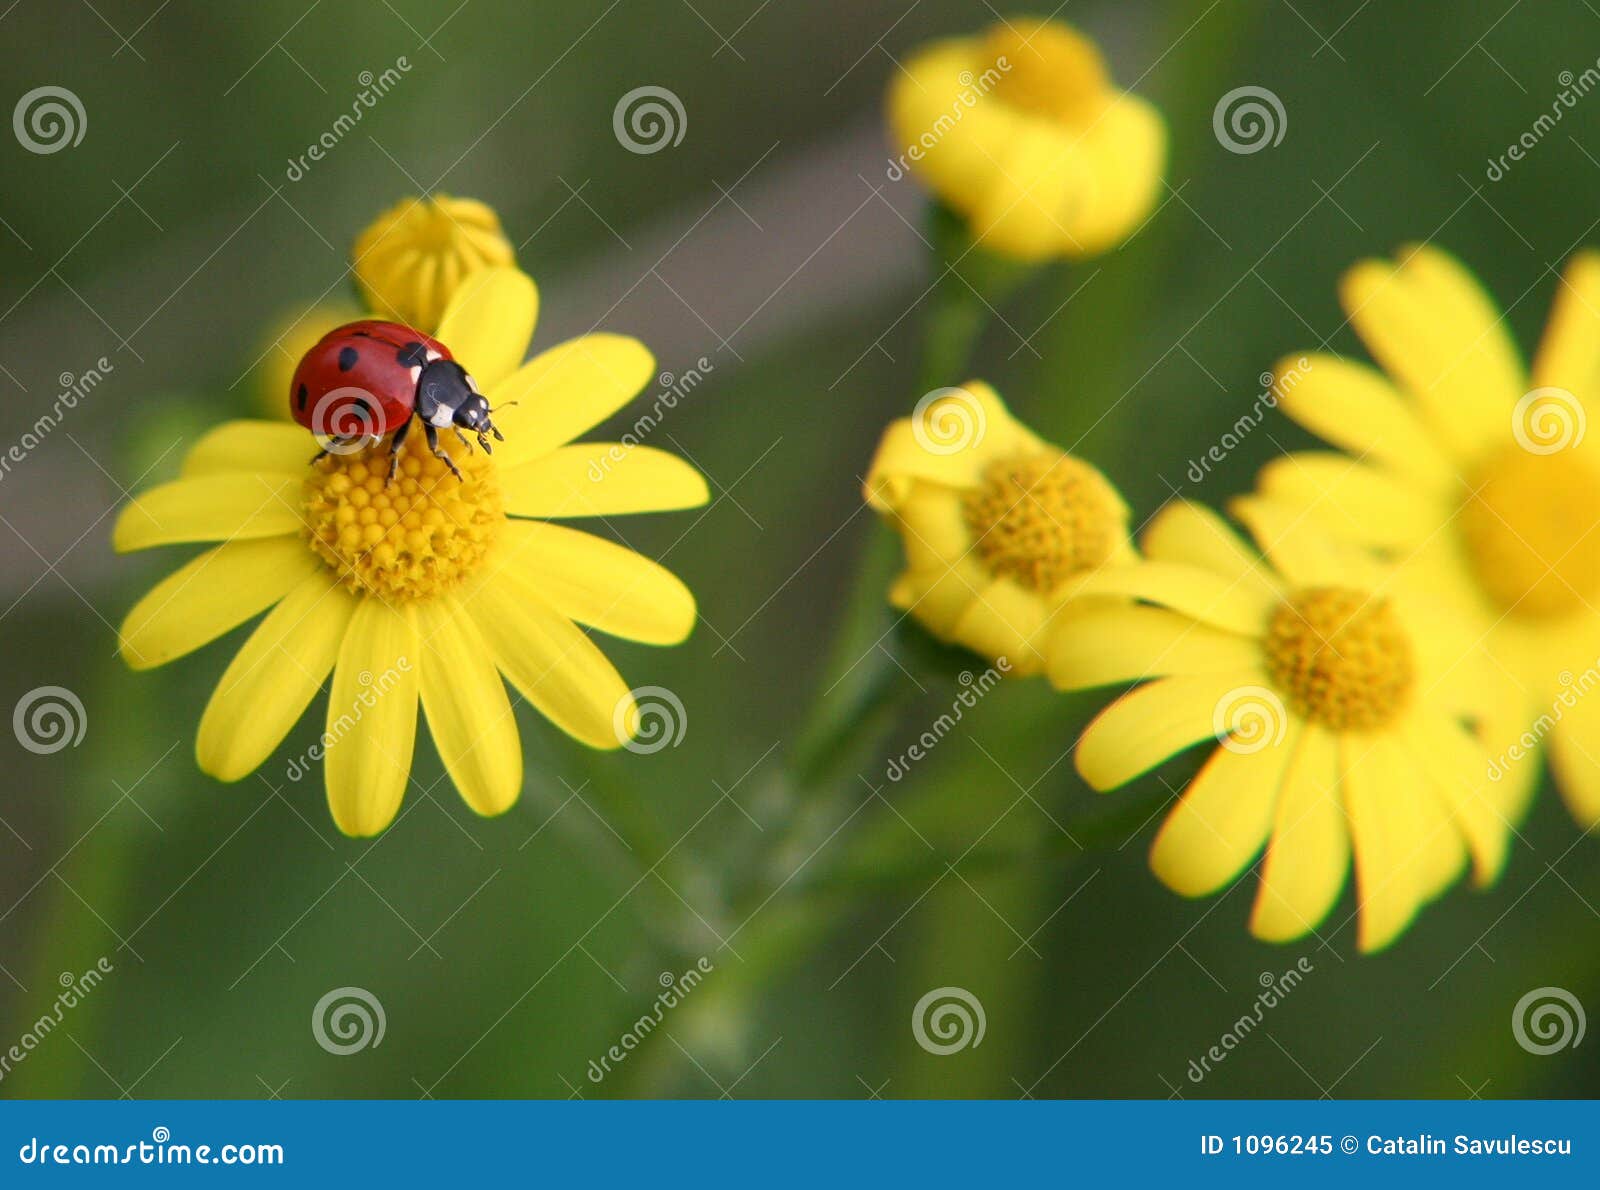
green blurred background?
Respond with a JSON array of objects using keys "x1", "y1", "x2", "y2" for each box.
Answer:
[{"x1": 2, "y1": 0, "x2": 1599, "y2": 1098}]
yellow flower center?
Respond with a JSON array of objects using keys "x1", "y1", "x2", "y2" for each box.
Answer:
[
  {"x1": 962, "y1": 453, "x2": 1119, "y2": 592},
  {"x1": 1264, "y1": 587, "x2": 1414, "y2": 732},
  {"x1": 302, "y1": 430, "x2": 501, "y2": 601},
  {"x1": 980, "y1": 21, "x2": 1110, "y2": 125},
  {"x1": 1459, "y1": 446, "x2": 1600, "y2": 619}
]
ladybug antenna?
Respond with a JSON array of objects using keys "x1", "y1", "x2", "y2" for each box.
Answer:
[{"x1": 487, "y1": 399, "x2": 519, "y2": 412}]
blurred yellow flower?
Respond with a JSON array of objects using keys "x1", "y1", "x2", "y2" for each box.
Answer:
[
  {"x1": 1256, "y1": 245, "x2": 1600, "y2": 828},
  {"x1": 887, "y1": 17, "x2": 1166, "y2": 261},
  {"x1": 253, "y1": 299, "x2": 362, "y2": 420},
  {"x1": 863, "y1": 381, "x2": 1135, "y2": 674},
  {"x1": 115, "y1": 267, "x2": 708, "y2": 837},
  {"x1": 1049, "y1": 499, "x2": 1514, "y2": 952},
  {"x1": 353, "y1": 194, "x2": 516, "y2": 332}
]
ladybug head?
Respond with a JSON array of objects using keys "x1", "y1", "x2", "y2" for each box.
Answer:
[{"x1": 455, "y1": 392, "x2": 495, "y2": 435}]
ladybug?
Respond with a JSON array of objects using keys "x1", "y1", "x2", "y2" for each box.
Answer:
[{"x1": 289, "y1": 319, "x2": 504, "y2": 481}]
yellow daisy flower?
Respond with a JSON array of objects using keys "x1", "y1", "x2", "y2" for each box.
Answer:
[
  {"x1": 352, "y1": 194, "x2": 515, "y2": 332},
  {"x1": 1049, "y1": 498, "x2": 1512, "y2": 952},
  {"x1": 887, "y1": 17, "x2": 1166, "y2": 261},
  {"x1": 1257, "y1": 245, "x2": 1600, "y2": 827},
  {"x1": 863, "y1": 381, "x2": 1136, "y2": 674},
  {"x1": 114, "y1": 267, "x2": 708, "y2": 837}
]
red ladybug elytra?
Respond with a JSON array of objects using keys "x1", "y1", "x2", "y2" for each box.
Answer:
[{"x1": 288, "y1": 319, "x2": 504, "y2": 480}]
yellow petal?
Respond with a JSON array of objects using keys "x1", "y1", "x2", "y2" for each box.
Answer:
[
  {"x1": 864, "y1": 382, "x2": 1041, "y2": 511},
  {"x1": 1342, "y1": 733, "x2": 1426, "y2": 952},
  {"x1": 1150, "y1": 718, "x2": 1298, "y2": 897},
  {"x1": 435, "y1": 266, "x2": 539, "y2": 391},
  {"x1": 1074, "y1": 671, "x2": 1264, "y2": 789},
  {"x1": 470, "y1": 568, "x2": 635, "y2": 750},
  {"x1": 499, "y1": 444, "x2": 709, "y2": 519},
  {"x1": 324, "y1": 601, "x2": 419, "y2": 837},
  {"x1": 1070, "y1": 559, "x2": 1272, "y2": 635},
  {"x1": 113, "y1": 474, "x2": 303, "y2": 552},
  {"x1": 489, "y1": 334, "x2": 656, "y2": 466},
  {"x1": 1407, "y1": 712, "x2": 1519, "y2": 883},
  {"x1": 1533, "y1": 250, "x2": 1600, "y2": 392},
  {"x1": 1059, "y1": 94, "x2": 1166, "y2": 255},
  {"x1": 1547, "y1": 687, "x2": 1600, "y2": 829},
  {"x1": 1250, "y1": 725, "x2": 1348, "y2": 942},
  {"x1": 1049, "y1": 604, "x2": 1262, "y2": 689},
  {"x1": 1255, "y1": 453, "x2": 1441, "y2": 548},
  {"x1": 1140, "y1": 501, "x2": 1281, "y2": 602},
  {"x1": 493, "y1": 520, "x2": 696, "y2": 645},
  {"x1": 889, "y1": 561, "x2": 987, "y2": 639},
  {"x1": 182, "y1": 420, "x2": 311, "y2": 477},
  {"x1": 1228, "y1": 496, "x2": 1346, "y2": 589},
  {"x1": 119, "y1": 537, "x2": 319, "y2": 669},
  {"x1": 1340, "y1": 247, "x2": 1521, "y2": 465},
  {"x1": 197, "y1": 573, "x2": 356, "y2": 780},
  {"x1": 1271, "y1": 353, "x2": 1455, "y2": 489},
  {"x1": 970, "y1": 115, "x2": 1093, "y2": 260},
  {"x1": 892, "y1": 490, "x2": 979, "y2": 577},
  {"x1": 949, "y1": 577, "x2": 1051, "y2": 675},
  {"x1": 416, "y1": 596, "x2": 522, "y2": 816}
]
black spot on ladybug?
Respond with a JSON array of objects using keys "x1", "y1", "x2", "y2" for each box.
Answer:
[
  {"x1": 337, "y1": 346, "x2": 359, "y2": 372},
  {"x1": 297, "y1": 384, "x2": 308, "y2": 411},
  {"x1": 397, "y1": 341, "x2": 429, "y2": 368}
]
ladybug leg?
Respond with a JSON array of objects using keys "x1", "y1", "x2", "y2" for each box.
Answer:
[
  {"x1": 423, "y1": 423, "x2": 464, "y2": 482},
  {"x1": 451, "y1": 426, "x2": 473, "y2": 451},
  {"x1": 385, "y1": 417, "x2": 413, "y2": 483}
]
